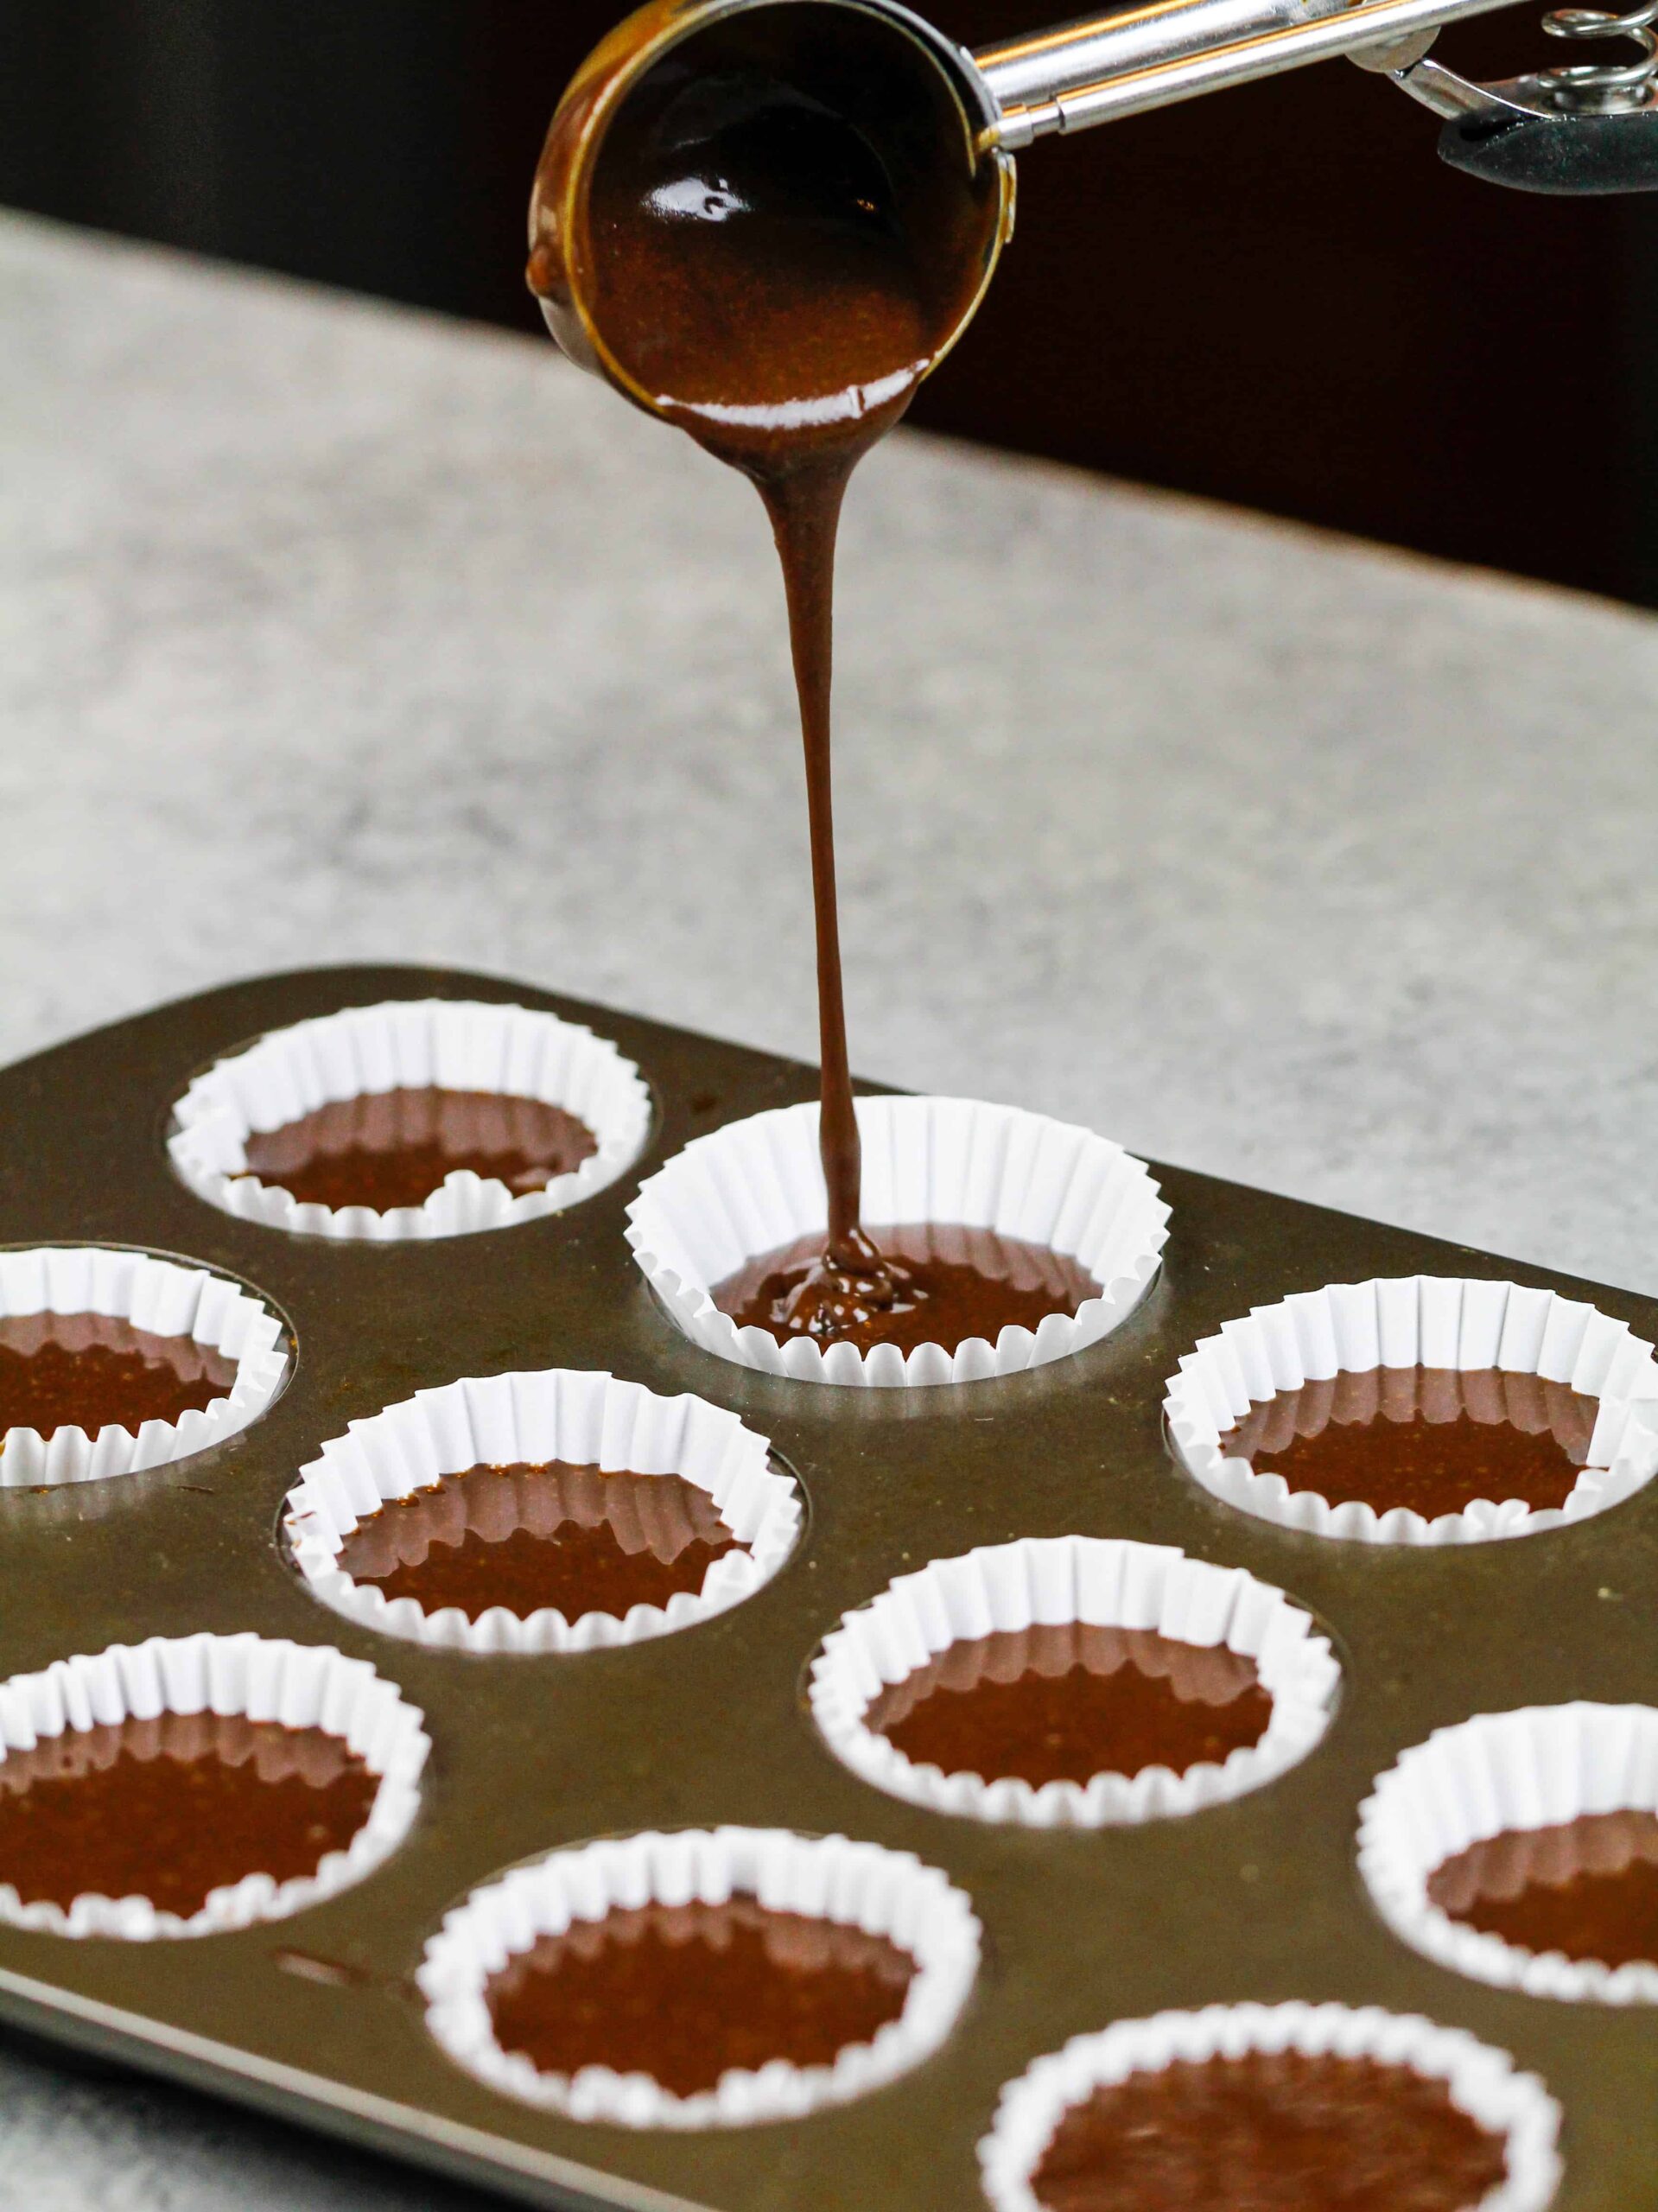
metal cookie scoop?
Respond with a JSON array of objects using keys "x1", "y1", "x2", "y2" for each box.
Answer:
[
  {"x1": 526, "y1": 0, "x2": 1016, "y2": 415},
  {"x1": 529, "y1": 0, "x2": 1658, "y2": 407}
]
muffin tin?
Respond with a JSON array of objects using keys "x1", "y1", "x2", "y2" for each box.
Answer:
[{"x1": 0, "y1": 962, "x2": 1651, "y2": 2212}]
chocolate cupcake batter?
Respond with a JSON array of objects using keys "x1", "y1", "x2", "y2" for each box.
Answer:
[
  {"x1": 1029, "y1": 2048, "x2": 1509, "y2": 2212},
  {"x1": 486, "y1": 1894, "x2": 915, "y2": 2095},
  {"x1": 240, "y1": 1087, "x2": 596, "y2": 1212},
  {"x1": 0, "y1": 1711, "x2": 378, "y2": 1917},
  {"x1": 0, "y1": 1313, "x2": 238, "y2": 1440},
  {"x1": 1219, "y1": 1364, "x2": 1597, "y2": 1519},
  {"x1": 529, "y1": 7, "x2": 1003, "y2": 1341},
  {"x1": 335, "y1": 1460, "x2": 743, "y2": 1621},
  {"x1": 866, "y1": 1622, "x2": 1272, "y2": 1789},
  {"x1": 1428, "y1": 1807, "x2": 1658, "y2": 1969},
  {"x1": 713, "y1": 1221, "x2": 1100, "y2": 1353}
]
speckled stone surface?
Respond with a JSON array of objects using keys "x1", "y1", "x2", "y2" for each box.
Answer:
[
  {"x1": 2, "y1": 207, "x2": 1658, "y2": 2202},
  {"x1": 8, "y1": 213, "x2": 1658, "y2": 1299}
]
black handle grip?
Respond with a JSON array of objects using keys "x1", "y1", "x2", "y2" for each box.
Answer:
[{"x1": 1439, "y1": 102, "x2": 1658, "y2": 191}]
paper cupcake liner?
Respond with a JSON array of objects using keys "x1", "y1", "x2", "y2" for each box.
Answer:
[
  {"x1": 809, "y1": 1535, "x2": 1339, "y2": 1827},
  {"x1": 1359, "y1": 1702, "x2": 1658, "y2": 2004},
  {"x1": 284, "y1": 1369, "x2": 802, "y2": 1654},
  {"x1": 1164, "y1": 1275, "x2": 1658, "y2": 1544},
  {"x1": 418, "y1": 1826, "x2": 981, "y2": 2127},
  {"x1": 169, "y1": 999, "x2": 651, "y2": 1242},
  {"x1": 0, "y1": 1246, "x2": 289, "y2": 1487},
  {"x1": 0, "y1": 1633, "x2": 429, "y2": 1939},
  {"x1": 625, "y1": 1096, "x2": 1169, "y2": 1389},
  {"x1": 979, "y1": 2001, "x2": 1561, "y2": 2212}
]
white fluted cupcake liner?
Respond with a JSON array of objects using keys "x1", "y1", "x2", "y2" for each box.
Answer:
[
  {"x1": 0, "y1": 1247, "x2": 289, "y2": 1486},
  {"x1": 809, "y1": 1536, "x2": 1339, "y2": 1827},
  {"x1": 979, "y1": 2001, "x2": 1561, "y2": 2212},
  {"x1": 169, "y1": 999, "x2": 651, "y2": 1241},
  {"x1": 418, "y1": 1826, "x2": 980, "y2": 2127},
  {"x1": 625, "y1": 1096, "x2": 1169, "y2": 1388},
  {"x1": 284, "y1": 1369, "x2": 802, "y2": 1654},
  {"x1": 1165, "y1": 1275, "x2": 1658, "y2": 1544},
  {"x1": 1359, "y1": 1703, "x2": 1658, "y2": 2004},
  {"x1": 0, "y1": 1633, "x2": 429, "y2": 1939}
]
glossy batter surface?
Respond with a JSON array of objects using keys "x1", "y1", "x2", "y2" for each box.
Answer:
[
  {"x1": 1219, "y1": 1364, "x2": 1596, "y2": 1517},
  {"x1": 1030, "y1": 2049, "x2": 1509, "y2": 2212},
  {"x1": 241, "y1": 1086, "x2": 596, "y2": 1210},
  {"x1": 866, "y1": 1622, "x2": 1272, "y2": 1787},
  {"x1": 485, "y1": 1895, "x2": 915, "y2": 2095},
  {"x1": 1428, "y1": 1808, "x2": 1658, "y2": 1969},
  {"x1": 0, "y1": 1313, "x2": 238, "y2": 1438},
  {"x1": 0, "y1": 1713, "x2": 378, "y2": 1916},
  {"x1": 336, "y1": 1460, "x2": 742, "y2": 1621},
  {"x1": 714, "y1": 1222, "x2": 1099, "y2": 1353}
]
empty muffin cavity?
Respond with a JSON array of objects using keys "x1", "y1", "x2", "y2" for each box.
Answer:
[
  {"x1": 417, "y1": 1827, "x2": 979, "y2": 2126},
  {"x1": 809, "y1": 1536, "x2": 1338, "y2": 1826},
  {"x1": 1165, "y1": 1275, "x2": 1658, "y2": 1543},
  {"x1": 169, "y1": 999, "x2": 651, "y2": 1240},
  {"x1": 0, "y1": 1634, "x2": 428, "y2": 1937},
  {"x1": 1359, "y1": 1703, "x2": 1658, "y2": 2004},
  {"x1": 978, "y1": 2002, "x2": 1561, "y2": 2212},
  {"x1": 285, "y1": 1369, "x2": 801, "y2": 1653},
  {"x1": 626, "y1": 1096, "x2": 1168, "y2": 1387},
  {"x1": 0, "y1": 1247, "x2": 289, "y2": 1486}
]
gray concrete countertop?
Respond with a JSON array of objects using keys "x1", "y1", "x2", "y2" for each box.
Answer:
[{"x1": 2, "y1": 207, "x2": 1656, "y2": 2203}]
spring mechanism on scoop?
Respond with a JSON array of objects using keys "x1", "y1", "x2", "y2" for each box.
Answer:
[{"x1": 1538, "y1": 0, "x2": 1658, "y2": 108}]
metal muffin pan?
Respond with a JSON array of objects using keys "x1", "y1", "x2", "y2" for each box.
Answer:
[{"x1": 0, "y1": 962, "x2": 1650, "y2": 2212}]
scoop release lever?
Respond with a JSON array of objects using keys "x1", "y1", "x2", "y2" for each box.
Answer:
[{"x1": 1352, "y1": 3, "x2": 1658, "y2": 193}]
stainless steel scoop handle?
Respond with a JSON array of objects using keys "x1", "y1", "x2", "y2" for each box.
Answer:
[
  {"x1": 971, "y1": 0, "x2": 1522, "y2": 142},
  {"x1": 968, "y1": 0, "x2": 1658, "y2": 189}
]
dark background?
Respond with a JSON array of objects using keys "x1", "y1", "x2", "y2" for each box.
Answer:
[{"x1": 5, "y1": 0, "x2": 1656, "y2": 604}]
